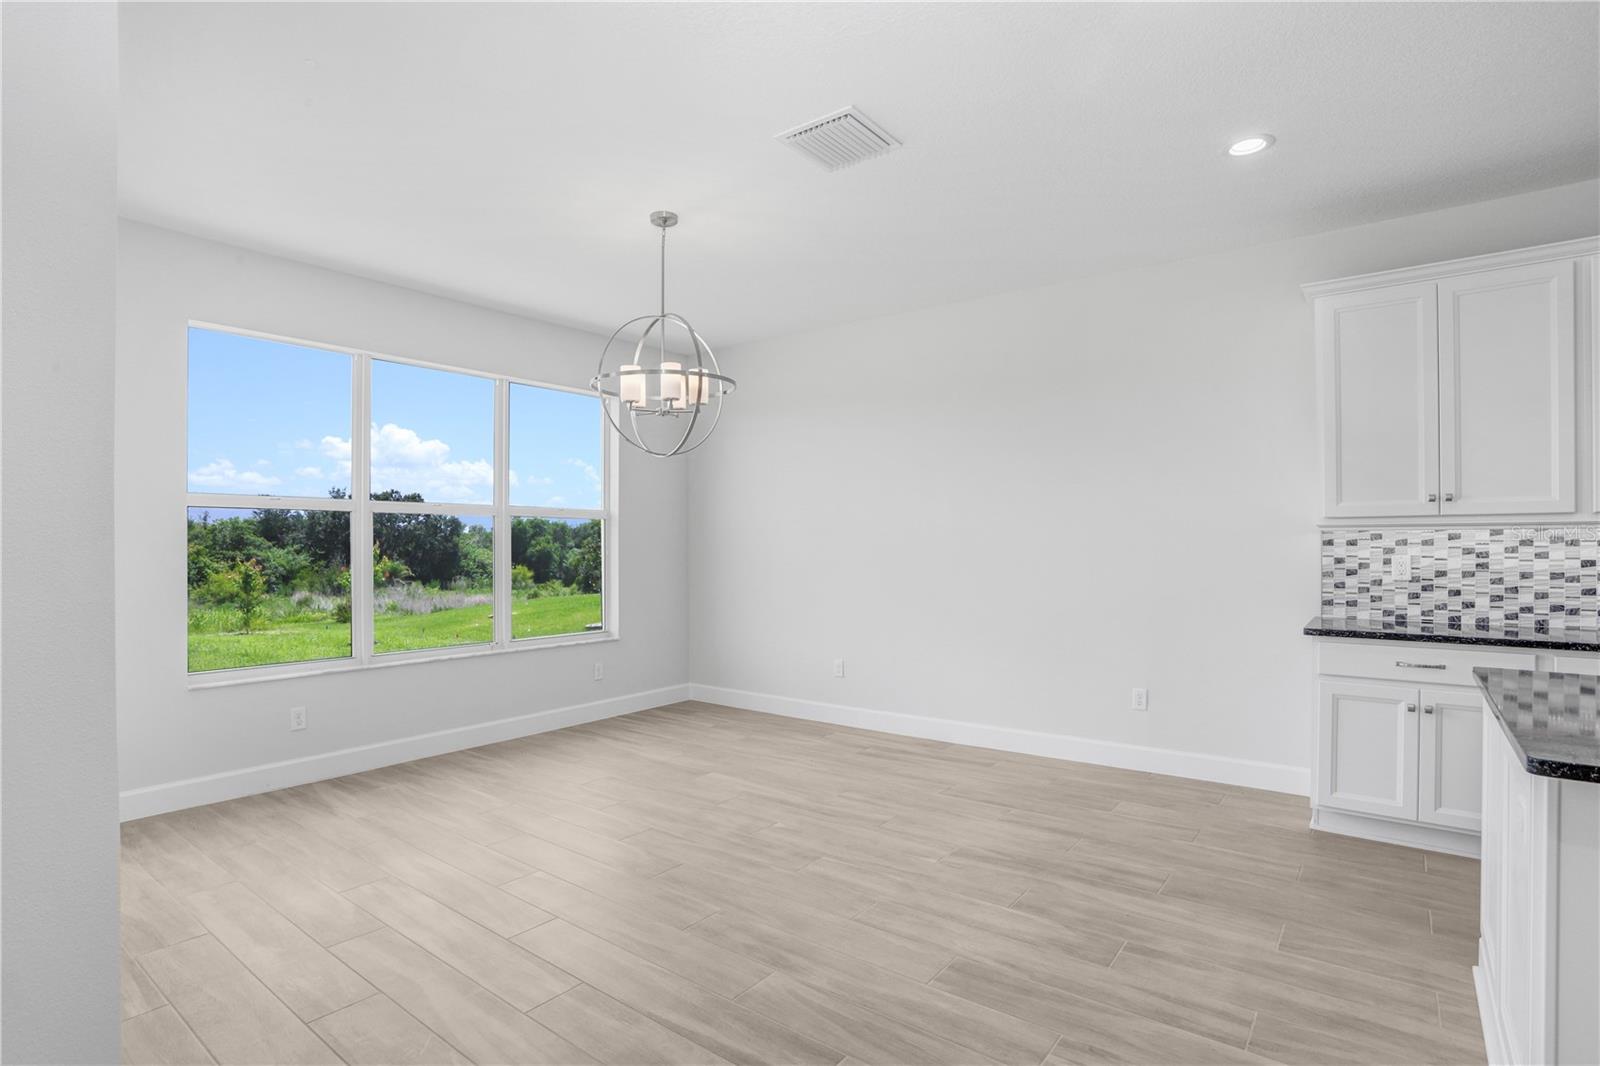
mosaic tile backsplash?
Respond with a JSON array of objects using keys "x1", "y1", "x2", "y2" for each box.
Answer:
[{"x1": 1320, "y1": 527, "x2": 1600, "y2": 632}]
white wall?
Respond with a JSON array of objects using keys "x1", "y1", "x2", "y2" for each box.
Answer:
[
  {"x1": 688, "y1": 179, "x2": 1600, "y2": 793},
  {"x1": 116, "y1": 222, "x2": 689, "y2": 814},
  {"x1": 1, "y1": 2, "x2": 122, "y2": 1060}
]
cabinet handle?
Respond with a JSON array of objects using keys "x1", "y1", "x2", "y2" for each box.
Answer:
[
  {"x1": 1443, "y1": 492, "x2": 1455, "y2": 502},
  {"x1": 1424, "y1": 705, "x2": 1435, "y2": 714},
  {"x1": 1405, "y1": 703, "x2": 1417, "y2": 713},
  {"x1": 1395, "y1": 660, "x2": 1447, "y2": 670},
  {"x1": 1428, "y1": 492, "x2": 1438, "y2": 503}
]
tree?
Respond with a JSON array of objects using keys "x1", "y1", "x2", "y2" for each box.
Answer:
[
  {"x1": 234, "y1": 560, "x2": 266, "y2": 631},
  {"x1": 572, "y1": 523, "x2": 602, "y2": 594},
  {"x1": 371, "y1": 490, "x2": 464, "y2": 586}
]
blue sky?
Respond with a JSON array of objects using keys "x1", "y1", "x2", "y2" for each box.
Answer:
[{"x1": 188, "y1": 327, "x2": 601, "y2": 508}]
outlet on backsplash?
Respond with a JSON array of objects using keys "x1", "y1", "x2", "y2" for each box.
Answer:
[{"x1": 1390, "y1": 551, "x2": 1412, "y2": 583}]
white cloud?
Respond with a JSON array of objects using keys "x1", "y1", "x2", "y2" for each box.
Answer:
[
  {"x1": 189, "y1": 458, "x2": 282, "y2": 491},
  {"x1": 294, "y1": 466, "x2": 324, "y2": 479},
  {"x1": 255, "y1": 458, "x2": 272, "y2": 467},
  {"x1": 293, "y1": 438, "x2": 314, "y2": 450},
  {"x1": 564, "y1": 458, "x2": 602, "y2": 505},
  {"x1": 318, "y1": 423, "x2": 495, "y2": 503}
]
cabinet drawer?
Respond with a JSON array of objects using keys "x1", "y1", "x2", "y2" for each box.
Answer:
[{"x1": 1316, "y1": 641, "x2": 1535, "y2": 687}]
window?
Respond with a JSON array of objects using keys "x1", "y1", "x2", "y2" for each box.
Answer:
[
  {"x1": 508, "y1": 382, "x2": 604, "y2": 640},
  {"x1": 185, "y1": 324, "x2": 610, "y2": 678}
]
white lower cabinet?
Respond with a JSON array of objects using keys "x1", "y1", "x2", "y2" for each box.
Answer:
[
  {"x1": 1310, "y1": 641, "x2": 1536, "y2": 852},
  {"x1": 1316, "y1": 679, "x2": 1420, "y2": 821},
  {"x1": 1316, "y1": 677, "x2": 1481, "y2": 832},
  {"x1": 1418, "y1": 685, "x2": 1485, "y2": 832}
]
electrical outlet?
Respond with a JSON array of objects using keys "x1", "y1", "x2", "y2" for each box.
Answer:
[
  {"x1": 593, "y1": 662, "x2": 604, "y2": 681},
  {"x1": 833, "y1": 658, "x2": 846, "y2": 678},
  {"x1": 289, "y1": 706, "x2": 307, "y2": 731},
  {"x1": 1392, "y1": 552, "x2": 1412, "y2": 583},
  {"x1": 1131, "y1": 688, "x2": 1148, "y2": 712}
]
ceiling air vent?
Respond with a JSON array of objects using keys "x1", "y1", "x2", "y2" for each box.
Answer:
[{"x1": 777, "y1": 107, "x2": 901, "y2": 171}]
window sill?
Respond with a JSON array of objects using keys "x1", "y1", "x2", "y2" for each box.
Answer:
[{"x1": 186, "y1": 630, "x2": 618, "y2": 690}]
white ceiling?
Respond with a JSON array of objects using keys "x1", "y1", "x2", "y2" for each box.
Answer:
[{"x1": 120, "y1": 2, "x2": 1599, "y2": 347}]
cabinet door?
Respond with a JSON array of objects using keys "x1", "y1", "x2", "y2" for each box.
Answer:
[
  {"x1": 1316, "y1": 679, "x2": 1419, "y2": 820},
  {"x1": 1417, "y1": 685, "x2": 1484, "y2": 831},
  {"x1": 1316, "y1": 283, "x2": 1440, "y2": 518},
  {"x1": 1439, "y1": 259, "x2": 1576, "y2": 515}
]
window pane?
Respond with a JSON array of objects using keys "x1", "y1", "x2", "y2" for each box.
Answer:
[
  {"x1": 370, "y1": 360, "x2": 494, "y2": 505},
  {"x1": 373, "y1": 513, "x2": 494, "y2": 653},
  {"x1": 187, "y1": 506, "x2": 352, "y2": 673},
  {"x1": 509, "y1": 384, "x2": 602, "y2": 509},
  {"x1": 188, "y1": 328, "x2": 352, "y2": 498},
  {"x1": 511, "y1": 517, "x2": 603, "y2": 639}
]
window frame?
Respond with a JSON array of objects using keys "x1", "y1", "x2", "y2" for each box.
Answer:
[{"x1": 185, "y1": 321, "x2": 616, "y2": 688}]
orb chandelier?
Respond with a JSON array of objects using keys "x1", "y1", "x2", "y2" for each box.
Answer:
[{"x1": 591, "y1": 211, "x2": 736, "y2": 457}]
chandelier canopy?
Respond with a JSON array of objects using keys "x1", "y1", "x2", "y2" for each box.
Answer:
[{"x1": 591, "y1": 211, "x2": 735, "y2": 457}]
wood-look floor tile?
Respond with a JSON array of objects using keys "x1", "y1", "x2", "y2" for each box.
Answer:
[
  {"x1": 357, "y1": 806, "x2": 532, "y2": 884},
  {"x1": 184, "y1": 882, "x2": 374, "y2": 1021},
  {"x1": 213, "y1": 842, "x2": 383, "y2": 946},
  {"x1": 1011, "y1": 879, "x2": 1283, "y2": 959},
  {"x1": 121, "y1": 860, "x2": 205, "y2": 957},
  {"x1": 137, "y1": 935, "x2": 340, "y2": 1065},
  {"x1": 361, "y1": 835, "x2": 551, "y2": 936},
  {"x1": 250, "y1": 820, "x2": 388, "y2": 892},
  {"x1": 858, "y1": 902, "x2": 1252, "y2": 1049},
  {"x1": 122, "y1": 949, "x2": 167, "y2": 1019},
  {"x1": 308, "y1": 994, "x2": 470, "y2": 1065},
  {"x1": 121, "y1": 1005, "x2": 215, "y2": 1065},
  {"x1": 496, "y1": 833, "x2": 719, "y2": 929},
  {"x1": 344, "y1": 878, "x2": 571, "y2": 1010},
  {"x1": 1113, "y1": 936, "x2": 1446, "y2": 1029},
  {"x1": 736, "y1": 970, "x2": 1004, "y2": 1066},
  {"x1": 121, "y1": 702, "x2": 1486, "y2": 1066},
  {"x1": 719, "y1": 893, "x2": 954, "y2": 983},
  {"x1": 331, "y1": 928, "x2": 597, "y2": 1065},
  {"x1": 932, "y1": 957, "x2": 1269, "y2": 1066},
  {"x1": 517, "y1": 919, "x2": 844, "y2": 1066},
  {"x1": 1246, "y1": 1006, "x2": 1482, "y2": 1066},
  {"x1": 846, "y1": 878, "x2": 1124, "y2": 968},
  {"x1": 688, "y1": 909, "x2": 1059, "y2": 1065},
  {"x1": 507, "y1": 870, "x2": 770, "y2": 998},
  {"x1": 122, "y1": 820, "x2": 232, "y2": 897},
  {"x1": 530, "y1": 984, "x2": 733, "y2": 1066},
  {"x1": 1275, "y1": 920, "x2": 1476, "y2": 992}
]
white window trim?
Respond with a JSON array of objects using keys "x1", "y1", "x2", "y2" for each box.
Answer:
[{"x1": 185, "y1": 320, "x2": 617, "y2": 687}]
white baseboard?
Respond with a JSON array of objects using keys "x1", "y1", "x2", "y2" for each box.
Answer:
[
  {"x1": 688, "y1": 683, "x2": 1309, "y2": 796},
  {"x1": 119, "y1": 683, "x2": 692, "y2": 821},
  {"x1": 1309, "y1": 805, "x2": 1480, "y2": 858}
]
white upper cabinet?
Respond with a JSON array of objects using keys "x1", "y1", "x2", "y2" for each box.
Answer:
[
  {"x1": 1316, "y1": 283, "x2": 1439, "y2": 517},
  {"x1": 1308, "y1": 239, "x2": 1594, "y2": 520},
  {"x1": 1438, "y1": 259, "x2": 1575, "y2": 515}
]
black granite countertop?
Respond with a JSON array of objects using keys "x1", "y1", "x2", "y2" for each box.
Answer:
[
  {"x1": 1303, "y1": 615, "x2": 1600, "y2": 652},
  {"x1": 1472, "y1": 668, "x2": 1600, "y2": 783}
]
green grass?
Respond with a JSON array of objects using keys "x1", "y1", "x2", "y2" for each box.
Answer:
[
  {"x1": 188, "y1": 592, "x2": 602, "y2": 673},
  {"x1": 511, "y1": 593, "x2": 602, "y2": 640},
  {"x1": 187, "y1": 618, "x2": 352, "y2": 672}
]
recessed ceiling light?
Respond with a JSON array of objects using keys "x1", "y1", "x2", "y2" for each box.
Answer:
[{"x1": 1228, "y1": 135, "x2": 1275, "y2": 157}]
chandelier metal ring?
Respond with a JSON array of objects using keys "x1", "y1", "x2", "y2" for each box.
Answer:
[{"x1": 590, "y1": 212, "x2": 735, "y2": 458}]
